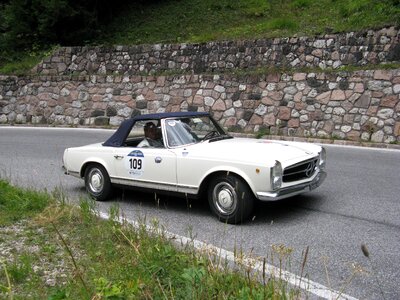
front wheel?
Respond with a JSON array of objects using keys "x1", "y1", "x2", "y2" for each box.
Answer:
[
  {"x1": 208, "y1": 174, "x2": 254, "y2": 224},
  {"x1": 84, "y1": 164, "x2": 112, "y2": 201}
]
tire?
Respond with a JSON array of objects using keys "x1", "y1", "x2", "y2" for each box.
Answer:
[
  {"x1": 84, "y1": 164, "x2": 112, "y2": 201},
  {"x1": 207, "y1": 174, "x2": 254, "y2": 224}
]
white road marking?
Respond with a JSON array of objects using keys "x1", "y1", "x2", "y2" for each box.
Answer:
[
  {"x1": 323, "y1": 143, "x2": 400, "y2": 152},
  {"x1": 0, "y1": 126, "x2": 115, "y2": 133},
  {"x1": 99, "y1": 211, "x2": 358, "y2": 300}
]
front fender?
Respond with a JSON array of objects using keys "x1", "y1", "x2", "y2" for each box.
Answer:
[{"x1": 199, "y1": 165, "x2": 269, "y2": 197}]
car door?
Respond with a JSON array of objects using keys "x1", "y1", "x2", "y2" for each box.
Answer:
[{"x1": 112, "y1": 146, "x2": 178, "y2": 192}]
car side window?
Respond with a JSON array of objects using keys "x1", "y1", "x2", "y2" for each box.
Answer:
[{"x1": 124, "y1": 120, "x2": 164, "y2": 148}]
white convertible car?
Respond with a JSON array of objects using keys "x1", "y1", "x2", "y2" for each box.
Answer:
[{"x1": 63, "y1": 112, "x2": 326, "y2": 224}]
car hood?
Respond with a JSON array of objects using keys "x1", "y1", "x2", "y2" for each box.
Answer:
[{"x1": 183, "y1": 137, "x2": 321, "y2": 167}]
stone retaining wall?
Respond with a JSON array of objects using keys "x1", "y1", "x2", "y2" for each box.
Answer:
[
  {"x1": 1, "y1": 69, "x2": 399, "y2": 143},
  {"x1": 32, "y1": 27, "x2": 400, "y2": 76}
]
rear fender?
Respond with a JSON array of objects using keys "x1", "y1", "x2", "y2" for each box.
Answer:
[{"x1": 80, "y1": 158, "x2": 113, "y2": 178}]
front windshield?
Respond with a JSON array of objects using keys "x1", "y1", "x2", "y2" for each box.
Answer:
[{"x1": 164, "y1": 116, "x2": 228, "y2": 147}]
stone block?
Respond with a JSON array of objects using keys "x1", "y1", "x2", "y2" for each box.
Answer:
[
  {"x1": 136, "y1": 100, "x2": 147, "y2": 109},
  {"x1": 381, "y1": 95, "x2": 398, "y2": 108},
  {"x1": 278, "y1": 107, "x2": 291, "y2": 120},
  {"x1": 331, "y1": 90, "x2": 346, "y2": 100},
  {"x1": 91, "y1": 110, "x2": 104, "y2": 117},
  {"x1": 374, "y1": 70, "x2": 392, "y2": 81},
  {"x1": 377, "y1": 108, "x2": 394, "y2": 119},
  {"x1": 354, "y1": 93, "x2": 371, "y2": 108},
  {"x1": 394, "y1": 122, "x2": 400, "y2": 137},
  {"x1": 212, "y1": 99, "x2": 226, "y2": 111}
]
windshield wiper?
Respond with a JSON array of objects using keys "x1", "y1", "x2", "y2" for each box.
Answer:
[{"x1": 208, "y1": 134, "x2": 233, "y2": 143}]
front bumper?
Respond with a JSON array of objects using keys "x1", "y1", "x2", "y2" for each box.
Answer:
[{"x1": 257, "y1": 171, "x2": 327, "y2": 201}]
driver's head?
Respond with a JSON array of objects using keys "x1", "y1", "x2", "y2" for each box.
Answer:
[{"x1": 144, "y1": 122, "x2": 157, "y2": 140}]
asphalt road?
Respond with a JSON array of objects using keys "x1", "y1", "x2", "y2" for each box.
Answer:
[{"x1": 1, "y1": 127, "x2": 399, "y2": 299}]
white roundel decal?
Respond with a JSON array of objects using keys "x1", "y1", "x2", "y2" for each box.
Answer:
[{"x1": 125, "y1": 150, "x2": 144, "y2": 177}]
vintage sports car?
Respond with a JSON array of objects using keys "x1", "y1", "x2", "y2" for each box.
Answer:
[{"x1": 63, "y1": 112, "x2": 326, "y2": 224}]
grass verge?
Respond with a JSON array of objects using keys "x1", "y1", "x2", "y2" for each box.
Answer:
[{"x1": 0, "y1": 179, "x2": 301, "y2": 299}]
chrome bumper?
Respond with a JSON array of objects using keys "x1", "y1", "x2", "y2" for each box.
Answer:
[{"x1": 257, "y1": 171, "x2": 327, "y2": 201}]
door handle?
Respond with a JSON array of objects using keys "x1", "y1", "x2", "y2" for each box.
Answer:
[
  {"x1": 155, "y1": 157, "x2": 162, "y2": 163},
  {"x1": 114, "y1": 155, "x2": 124, "y2": 160}
]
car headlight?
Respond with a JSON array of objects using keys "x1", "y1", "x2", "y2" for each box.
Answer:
[
  {"x1": 271, "y1": 160, "x2": 282, "y2": 190},
  {"x1": 318, "y1": 147, "x2": 326, "y2": 170}
]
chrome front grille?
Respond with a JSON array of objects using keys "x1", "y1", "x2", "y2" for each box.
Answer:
[{"x1": 283, "y1": 158, "x2": 318, "y2": 182}]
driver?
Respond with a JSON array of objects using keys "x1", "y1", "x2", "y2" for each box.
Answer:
[{"x1": 137, "y1": 122, "x2": 164, "y2": 148}]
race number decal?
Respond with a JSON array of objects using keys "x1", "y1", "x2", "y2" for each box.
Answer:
[{"x1": 125, "y1": 150, "x2": 144, "y2": 177}]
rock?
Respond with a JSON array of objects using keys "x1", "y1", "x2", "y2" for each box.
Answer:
[
  {"x1": 371, "y1": 130, "x2": 384, "y2": 143},
  {"x1": 136, "y1": 100, "x2": 147, "y2": 109},
  {"x1": 107, "y1": 106, "x2": 118, "y2": 117},
  {"x1": 333, "y1": 107, "x2": 346, "y2": 115},
  {"x1": 0, "y1": 114, "x2": 8, "y2": 123},
  {"x1": 354, "y1": 93, "x2": 371, "y2": 108},
  {"x1": 255, "y1": 104, "x2": 267, "y2": 116},
  {"x1": 368, "y1": 80, "x2": 391, "y2": 91},
  {"x1": 214, "y1": 85, "x2": 225, "y2": 93},
  {"x1": 212, "y1": 99, "x2": 226, "y2": 111},
  {"x1": 331, "y1": 90, "x2": 346, "y2": 100},
  {"x1": 118, "y1": 107, "x2": 132, "y2": 117},
  {"x1": 341, "y1": 125, "x2": 352, "y2": 133},
  {"x1": 204, "y1": 97, "x2": 215, "y2": 107},
  {"x1": 381, "y1": 95, "x2": 398, "y2": 108},
  {"x1": 283, "y1": 86, "x2": 297, "y2": 95},
  {"x1": 278, "y1": 107, "x2": 291, "y2": 120},
  {"x1": 223, "y1": 108, "x2": 235, "y2": 117},
  {"x1": 377, "y1": 108, "x2": 394, "y2": 119}
]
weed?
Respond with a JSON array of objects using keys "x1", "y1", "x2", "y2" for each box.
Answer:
[
  {"x1": 0, "y1": 180, "x2": 51, "y2": 226},
  {"x1": 0, "y1": 181, "x2": 365, "y2": 299},
  {"x1": 256, "y1": 126, "x2": 271, "y2": 139},
  {"x1": 7, "y1": 253, "x2": 33, "y2": 284},
  {"x1": 361, "y1": 243, "x2": 387, "y2": 300},
  {"x1": 0, "y1": 259, "x2": 13, "y2": 299},
  {"x1": 93, "y1": 277, "x2": 124, "y2": 299}
]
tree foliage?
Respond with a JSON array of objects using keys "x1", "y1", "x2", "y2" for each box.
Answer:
[{"x1": 0, "y1": 0, "x2": 130, "y2": 61}]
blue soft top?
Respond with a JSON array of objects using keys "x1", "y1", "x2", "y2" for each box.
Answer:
[{"x1": 103, "y1": 111, "x2": 209, "y2": 147}]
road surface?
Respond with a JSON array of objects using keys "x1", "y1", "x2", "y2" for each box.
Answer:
[{"x1": 1, "y1": 127, "x2": 399, "y2": 299}]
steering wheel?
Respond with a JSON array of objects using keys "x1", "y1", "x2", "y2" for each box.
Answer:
[{"x1": 202, "y1": 130, "x2": 219, "y2": 141}]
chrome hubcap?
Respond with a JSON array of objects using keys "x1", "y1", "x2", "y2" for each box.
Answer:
[
  {"x1": 88, "y1": 168, "x2": 103, "y2": 193},
  {"x1": 213, "y1": 182, "x2": 237, "y2": 215}
]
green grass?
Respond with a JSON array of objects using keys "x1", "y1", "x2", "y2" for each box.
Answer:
[
  {"x1": 0, "y1": 180, "x2": 301, "y2": 299},
  {"x1": 1, "y1": 0, "x2": 399, "y2": 74},
  {"x1": 0, "y1": 47, "x2": 56, "y2": 75},
  {"x1": 98, "y1": 0, "x2": 400, "y2": 45},
  {"x1": 0, "y1": 180, "x2": 52, "y2": 226}
]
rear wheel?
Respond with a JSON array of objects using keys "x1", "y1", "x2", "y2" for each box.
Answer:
[
  {"x1": 84, "y1": 164, "x2": 112, "y2": 201},
  {"x1": 208, "y1": 174, "x2": 254, "y2": 224}
]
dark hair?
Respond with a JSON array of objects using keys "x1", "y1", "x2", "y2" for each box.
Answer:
[{"x1": 144, "y1": 122, "x2": 156, "y2": 129}]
